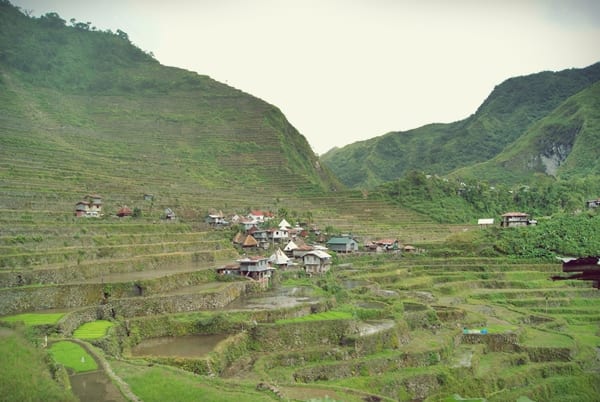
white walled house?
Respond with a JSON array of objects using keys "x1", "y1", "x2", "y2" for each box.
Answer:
[
  {"x1": 302, "y1": 250, "x2": 332, "y2": 275},
  {"x1": 237, "y1": 256, "x2": 275, "y2": 286},
  {"x1": 268, "y1": 227, "x2": 289, "y2": 243}
]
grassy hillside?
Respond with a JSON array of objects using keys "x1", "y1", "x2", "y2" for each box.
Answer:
[
  {"x1": 321, "y1": 62, "x2": 600, "y2": 188},
  {"x1": 452, "y1": 81, "x2": 600, "y2": 184},
  {"x1": 0, "y1": 1, "x2": 342, "y2": 203}
]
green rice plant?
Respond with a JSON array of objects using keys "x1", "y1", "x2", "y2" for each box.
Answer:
[
  {"x1": 48, "y1": 341, "x2": 97, "y2": 372},
  {"x1": 0, "y1": 312, "x2": 65, "y2": 326},
  {"x1": 73, "y1": 320, "x2": 114, "y2": 340}
]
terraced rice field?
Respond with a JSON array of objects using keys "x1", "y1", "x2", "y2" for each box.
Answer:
[{"x1": 0, "y1": 137, "x2": 598, "y2": 400}]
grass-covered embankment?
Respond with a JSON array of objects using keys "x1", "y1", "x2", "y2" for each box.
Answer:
[{"x1": 0, "y1": 327, "x2": 77, "y2": 401}]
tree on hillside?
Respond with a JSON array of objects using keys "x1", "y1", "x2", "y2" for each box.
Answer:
[{"x1": 40, "y1": 12, "x2": 65, "y2": 28}]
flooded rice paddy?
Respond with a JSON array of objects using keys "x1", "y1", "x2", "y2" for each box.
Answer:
[
  {"x1": 131, "y1": 333, "x2": 229, "y2": 358},
  {"x1": 223, "y1": 285, "x2": 319, "y2": 310}
]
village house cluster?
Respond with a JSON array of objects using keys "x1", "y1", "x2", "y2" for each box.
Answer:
[
  {"x1": 75, "y1": 195, "x2": 597, "y2": 289},
  {"x1": 74, "y1": 194, "x2": 176, "y2": 220},
  {"x1": 213, "y1": 209, "x2": 421, "y2": 286},
  {"x1": 215, "y1": 209, "x2": 335, "y2": 284}
]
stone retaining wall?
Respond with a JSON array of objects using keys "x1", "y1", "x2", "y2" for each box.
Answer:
[
  {"x1": 251, "y1": 319, "x2": 355, "y2": 350},
  {"x1": 0, "y1": 283, "x2": 105, "y2": 315},
  {"x1": 343, "y1": 325, "x2": 402, "y2": 355},
  {"x1": 293, "y1": 349, "x2": 442, "y2": 382},
  {"x1": 459, "y1": 332, "x2": 520, "y2": 352},
  {"x1": 109, "y1": 282, "x2": 247, "y2": 318},
  {"x1": 523, "y1": 346, "x2": 573, "y2": 362},
  {"x1": 0, "y1": 270, "x2": 224, "y2": 315},
  {"x1": 0, "y1": 250, "x2": 233, "y2": 288},
  {"x1": 139, "y1": 332, "x2": 250, "y2": 376},
  {"x1": 458, "y1": 332, "x2": 574, "y2": 362},
  {"x1": 57, "y1": 305, "x2": 114, "y2": 335}
]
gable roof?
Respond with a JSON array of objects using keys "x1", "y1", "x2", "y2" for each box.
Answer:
[
  {"x1": 284, "y1": 240, "x2": 298, "y2": 251},
  {"x1": 207, "y1": 209, "x2": 224, "y2": 217},
  {"x1": 117, "y1": 206, "x2": 132, "y2": 216},
  {"x1": 269, "y1": 248, "x2": 290, "y2": 265},
  {"x1": 242, "y1": 235, "x2": 258, "y2": 247},
  {"x1": 237, "y1": 255, "x2": 268, "y2": 263},
  {"x1": 249, "y1": 210, "x2": 273, "y2": 218},
  {"x1": 304, "y1": 250, "x2": 331, "y2": 259},
  {"x1": 233, "y1": 232, "x2": 244, "y2": 244},
  {"x1": 502, "y1": 212, "x2": 528, "y2": 217},
  {"x1": 375, "y1": 239, "x2": 397, "y2": 245},
  {"x1": 296, "y1": 244, "x2": 314, "y2": 251}
]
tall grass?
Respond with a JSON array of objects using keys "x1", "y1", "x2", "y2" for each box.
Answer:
[{"x1": 0, "y1": 330, "x2": 77, "y2": 401}]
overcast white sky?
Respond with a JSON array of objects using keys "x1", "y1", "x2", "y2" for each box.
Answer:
[{"x1": 12, "y1": 0, "x2": 600, "y2": 154}]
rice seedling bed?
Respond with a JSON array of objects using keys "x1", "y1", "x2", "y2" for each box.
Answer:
[
  {"x1": 0, "y1": 312, "x2": 65, "y2": 326},
  {"x1": 73, "y1": 320, "x2": 114, "y2": 340},
  {"x1": 48, "y1": 341, "x2": 98, "y2": 373}
]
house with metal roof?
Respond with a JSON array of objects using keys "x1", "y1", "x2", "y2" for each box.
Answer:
[
  {"x1": 500, "y1": 212, "x2": 535, "y2": 227},
  {"x1": 326, "y1": 236, "x2": 359, "y2": 253}
]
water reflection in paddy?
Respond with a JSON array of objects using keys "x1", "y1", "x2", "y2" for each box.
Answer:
[
  {"x1": 223, "y1": 285, "x2": 319, "y2": 310},
  {"x1": 70, "y1": 371, "x2": 125, "y2": 402}
]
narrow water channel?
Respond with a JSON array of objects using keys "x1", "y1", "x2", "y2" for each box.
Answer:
[{"x1": 70, "y1": 370, "x2": 125, "y2": 402}]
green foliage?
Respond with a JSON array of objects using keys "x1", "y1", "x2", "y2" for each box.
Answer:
[
  {"x1": 473, "y1": 212, "x2": 600, "y2": 257},
  {"x1": 0, "y1": 2, "x2": 156, "y2": 93},
  {"x1": 374, "y1": 171, "x2": 600, "y2": 224}
]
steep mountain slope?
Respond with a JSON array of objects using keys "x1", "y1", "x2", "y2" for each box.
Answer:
[
  {"x1": 451, "y1": 80, "x2": 600, "y2": 184},
  {"x1": 321, "y1": 62, "x2": 600, "y2": 188},
  {"x1": 0, "y1": 1, "x2": 342, "y2": 214}
]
